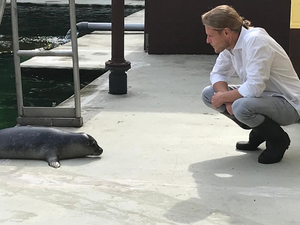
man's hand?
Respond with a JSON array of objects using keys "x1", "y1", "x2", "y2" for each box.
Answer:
[
  {"x1": 211, "y1": 88, "x2": 243, "y2": 111},
  {"x1": 225, "y1": 102, "x2": 233, "y2": 115},
  {"x1": 212, "y1": 92, "x2": 233, "y2": 115},
  {"x1": 212, "y1": 91, "x2": 225, "y2": 109}
]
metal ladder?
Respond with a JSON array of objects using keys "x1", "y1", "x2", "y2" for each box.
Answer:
[
  {"x1": 11, "y1": 0, "x2": 82, "y2": 127},
  {"x1": 0, "y1": 0, "x2": 5, "y2": 25}
]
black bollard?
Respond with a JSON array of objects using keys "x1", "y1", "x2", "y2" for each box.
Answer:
[{"x1": 105, "y1": 0, "x2": 131, "y2": 95}]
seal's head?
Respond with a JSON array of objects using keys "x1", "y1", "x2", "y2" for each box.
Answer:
[
  {"x1": 58, "y1": 133, "x2": 103, "y2": 160},
  {"x1": 85, "y1": 134, "x2": 103, "y2": 156}
]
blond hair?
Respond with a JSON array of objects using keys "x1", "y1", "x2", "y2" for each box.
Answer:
[{"x1": 201, "y1": 5, "x2": 251, "y2": 33}]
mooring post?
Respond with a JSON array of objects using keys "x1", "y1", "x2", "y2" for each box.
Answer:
[{"x1": 105, "y1": 0, "x2": 131, "y2": 95}]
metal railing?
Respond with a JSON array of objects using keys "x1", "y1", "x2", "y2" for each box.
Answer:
[{"x1": 11, "y1": 0, "x2": 82, "y2": 127}]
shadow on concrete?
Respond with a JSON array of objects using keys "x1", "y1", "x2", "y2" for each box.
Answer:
[{"x1": 165, "y1": 147, "x2": 300, "y2": 224}]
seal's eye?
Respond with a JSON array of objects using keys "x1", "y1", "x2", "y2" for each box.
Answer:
[{"x1": 86, "y1": 142, "x2": 90, "y2": 146}]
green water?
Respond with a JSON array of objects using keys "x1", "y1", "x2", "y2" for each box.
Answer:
[{"x1": 0, "y1": 3, "x2": 143, "y2": 128}]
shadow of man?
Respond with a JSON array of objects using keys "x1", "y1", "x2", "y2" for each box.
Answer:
[{"x1": 164, "y1": 149, "x2": 300, "y2": 224}]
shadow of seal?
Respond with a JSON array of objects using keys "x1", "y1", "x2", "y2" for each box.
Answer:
[{"x1": 0, "y1": 126, "x2": 103, "y2": 168}]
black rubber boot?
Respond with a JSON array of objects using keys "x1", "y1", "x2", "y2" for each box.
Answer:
[
  {"x1": 236, "y1": 130, "x2": 265, "y2": 151},
  {"x1": 220, "y1": 110, "x2": 251, "y2": 130},
  {"x1": 253, "y1": 117, "x2": 291, "y2": 164}
]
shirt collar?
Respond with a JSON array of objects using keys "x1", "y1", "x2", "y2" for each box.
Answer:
[{"x1": 233, "y1": 26, "x2": 247, "y2": 50}]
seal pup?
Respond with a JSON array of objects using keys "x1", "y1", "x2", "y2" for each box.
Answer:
[{"x1": 0, "y1": 126, "x2": 103, "y2": 168}]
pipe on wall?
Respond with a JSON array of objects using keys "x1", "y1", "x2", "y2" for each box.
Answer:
[{"x1": 76, "y1": 22, "x2": 144, "y2": 32}]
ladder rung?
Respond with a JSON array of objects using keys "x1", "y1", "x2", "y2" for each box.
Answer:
[
  {"x1": 17, "y1": 116, "x2": 83, "y2": 127},
  {"x1": 23, "y1": 107, "x2": 76, "y2": 117},
  {"x1": 17, "y1": 49, "x2": 73, "y2": 57}
]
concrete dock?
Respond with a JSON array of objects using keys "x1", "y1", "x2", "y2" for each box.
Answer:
[{"x1": 2, "y1": 1, "x2": 300, "y2": 225}]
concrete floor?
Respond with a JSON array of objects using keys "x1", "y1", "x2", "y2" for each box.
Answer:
[{"x1": 2, "y1": 2, "x2": 300, "y2": 225}]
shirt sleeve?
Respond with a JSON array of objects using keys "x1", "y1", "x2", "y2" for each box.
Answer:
[
  {"x1": 238, "y1": 36, "x2": 274, "y2": 97},
  {"x1": 210, "y1": 51, "x2": 235, "y2": 85}
]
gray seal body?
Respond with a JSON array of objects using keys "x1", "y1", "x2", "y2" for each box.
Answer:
[{"x1": 0, "y1": 126, "x2": 103, "y2": 168}]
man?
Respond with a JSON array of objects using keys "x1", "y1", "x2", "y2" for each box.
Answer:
[{"x1": 201, "y1": 5, "x2": 300, "y2": 164}]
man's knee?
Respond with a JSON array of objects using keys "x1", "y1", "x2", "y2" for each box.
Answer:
[
  {"x1": 232, "y1": 98, "x2": 253, "y2": 119},
  {"x1": 201, "y1": 85, "x2": 214, "y2": 104}
]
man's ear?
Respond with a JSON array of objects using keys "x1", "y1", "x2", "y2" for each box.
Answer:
[{"x1": 224, "y1": 28, "x2": 230, "y2": 36}]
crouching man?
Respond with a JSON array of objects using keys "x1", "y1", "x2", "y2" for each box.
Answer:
[{"x1": 201, "y1": 5, "x2": 300, "y2": 164}]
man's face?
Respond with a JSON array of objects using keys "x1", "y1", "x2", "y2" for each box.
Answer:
[{"x1": 205, "y1": 26, "x2": 230, "y2": 53}]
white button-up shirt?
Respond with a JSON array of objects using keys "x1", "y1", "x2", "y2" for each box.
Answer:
[{"x1": 210, "y1": 27, "x2": 300, "y2": 115}]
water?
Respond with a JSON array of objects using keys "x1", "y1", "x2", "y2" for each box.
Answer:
[{"x1": 0, "y1": 3, "x2": 143, "y2": 128}]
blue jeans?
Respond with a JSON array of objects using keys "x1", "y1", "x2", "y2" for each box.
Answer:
[{"x1": 201, "y1": 85, "x2": 299, "y2": 128}]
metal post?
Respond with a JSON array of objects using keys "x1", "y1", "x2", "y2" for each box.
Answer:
[
  {"x1": 0, "y1": 0, "x2": 5, "y2": 25},
  {"x1": 105, "y1": 0, "x2": 131, "y2": 95},
  {"x1": 11, "y1": 0, "x2": 24, "y2": 117},
  {"x1": 69, "y1": 0, "x2": 81, "y2": 118}
]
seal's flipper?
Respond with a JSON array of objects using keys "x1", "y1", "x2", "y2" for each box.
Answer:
[{"x1": 47, "y1": 157, "x2": 60, "y2": 168}]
